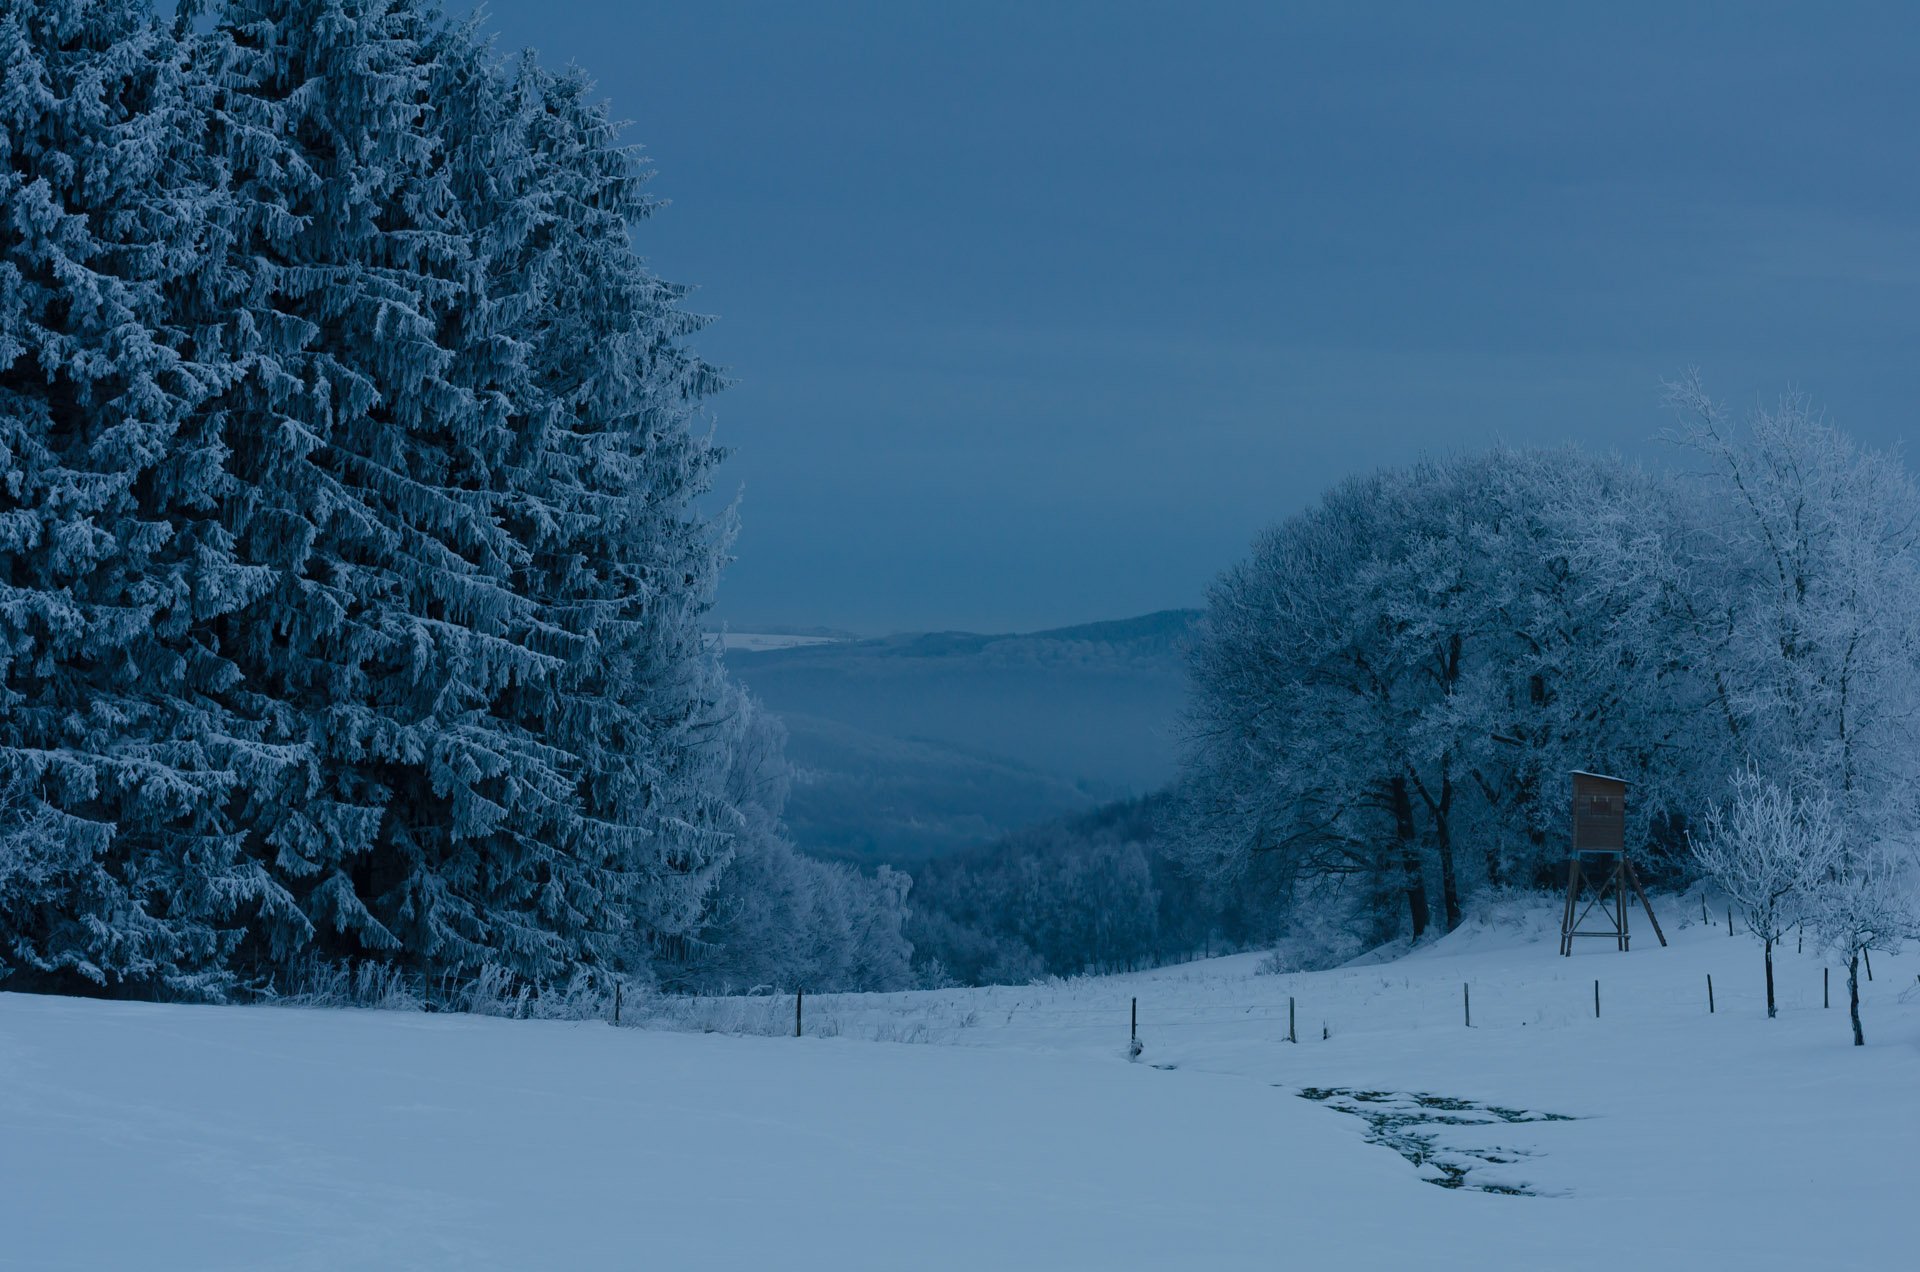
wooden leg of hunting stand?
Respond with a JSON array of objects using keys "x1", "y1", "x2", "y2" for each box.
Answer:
[
  {"x1": 1618, "y1": 861, "x2": 1630, "y2": 952},
  {"x1": 1624, "y1": 859, "x2": 1667, "y2": 947},
  {"x1": 1560, "y1": 858, "x2": 1581, "y2": 957}
]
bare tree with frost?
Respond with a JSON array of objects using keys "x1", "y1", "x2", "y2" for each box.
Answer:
[
  {"x1": 1688, "y1": 770, "x2": 1841, "y2": 1018},
  {"x1": 1813, "y1": 844, "x2": 1912, "y2": 1046},
  {"x1": 1666, "y1": 375, "x2": 1920, "y2": 848}
]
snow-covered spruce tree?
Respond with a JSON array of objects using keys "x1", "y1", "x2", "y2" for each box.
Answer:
[
  {"x1": 413, "y1": 22, "x2": 632, "y2": 983},
  {"x1": 430, "y1": 17, "x2": 760, "y2": 987},
  {"x1": 182, "y1": 0, "x2": 575, "y2": 987},
  {"x1": 1688, "y1": 770, "x2": 1841, "y2": 1018},
  {"x1": 489, "y1": 56, "x2": 740, "y2": 979},
  {"x1": 0, "y1": 0, "x2": 290, "y2": 997}
]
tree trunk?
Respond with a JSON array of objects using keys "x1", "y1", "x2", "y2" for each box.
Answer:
[
  {"x1": 1763, "y1": 938, "x2": 1776, "y2": 1019},
  {"x1": 1390, "y1": 775, "x2": 1429, "y2": 940},
  {"x1": 1435, "y1": 767, "x2": 1461, "y2": 932},
  {"x1": 1848, "y1": 952, "x2": 1864, "y2": 1046},
  {"x1": 1434, "y1": 638, "x2": 1465, "y2": 931}
]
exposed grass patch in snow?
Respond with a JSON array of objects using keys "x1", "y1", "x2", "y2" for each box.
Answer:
[{"x1": 1296, "y1": 1086, "x2": 1576, "y2": 1195}]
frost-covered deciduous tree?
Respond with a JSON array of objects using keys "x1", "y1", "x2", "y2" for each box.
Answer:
[
  {"x1": 1176, "y1": 403, "x2": 1920, "y2": 964},
  {"x1": 1178, "y1": 448, "x2": 1714, "y2": 956},
  {"x1": 1813, "y1": 844, "x2": 1911, "y2": 1046},
  {"x1": 1454, "y1": 449, "x2": 1725, "y2": 888},
  {"x1": 907, "y1": 796, "x2": 1205, "y2": 985},
  {"x1": 1688, "y1": 770, "x2": 1841, "y2": 1018},
  {"x1": 1179, "y1": 467, "x2": 1435, "y2": 945},
  {"x1": 0, "y1": 0, "x2": 289, "y2": 997},
  {"x1": 1666, "y1": 375, "x2": 1920, "y2": 846},
  {"x1": 674, "y1": 686, "x2": 912, "y2": 994}
]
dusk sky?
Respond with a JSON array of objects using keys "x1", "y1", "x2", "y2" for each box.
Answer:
[{"x1": 467, "y1": 1, "x2": 1920, "y2": 635}]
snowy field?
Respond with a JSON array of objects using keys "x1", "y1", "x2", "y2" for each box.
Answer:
[{"x1": 3, "y1": 898, "x2": 1914, "y2": 1271}]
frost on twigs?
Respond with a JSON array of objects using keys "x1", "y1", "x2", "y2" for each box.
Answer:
[{"x1": 1688, "y1": 770, "x2": 1840, "y2": 1019}]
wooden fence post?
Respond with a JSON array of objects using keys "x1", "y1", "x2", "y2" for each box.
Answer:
[
  {"x1": 1463, "y1": 983, "x2": 1471, "y2": 1028},
  {"x1": 1288, "y1": 996, "x2": 1297, "y2": 1044},
  {"x1": 1594, "y1": 980, "x2": 1600, "y2": 1019},
  {"x1": 1706, "y1": 974, "x2": 1714, "y2": 1014},
  {"x1": 1824, "y1": 967, "x2": 1829, "y2": 1009},
  {"x1": 613, "y1": 981, "x2": 622, "y2": 1027},
  {"x1": 1131, "y1": 997, "x2": 1137, "y2": 1046},
  {"x1": 795, "y1": 988, "x2": 803, "y2": 1038},
  {"x1": 1727, "y1": 906, "x2": 1734, "y2": 936}
]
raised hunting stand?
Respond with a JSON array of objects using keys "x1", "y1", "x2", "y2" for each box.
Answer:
[{"x1": 1559, "y1": 771, "x2": 1666, "y2": 956}]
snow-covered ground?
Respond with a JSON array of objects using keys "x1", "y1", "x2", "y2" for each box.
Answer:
[{"x1": 4, "y1": 898, "x2": 1913, "y2": 1271}]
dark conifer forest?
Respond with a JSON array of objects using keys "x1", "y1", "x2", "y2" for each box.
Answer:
[{"x1": 0, "y1": 0, "x2": 910, "y2": 1003}]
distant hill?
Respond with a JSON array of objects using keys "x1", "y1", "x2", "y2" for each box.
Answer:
[
  {"x1": 771, "y1": 714, "x2": 1110, "y2": 868},
  {"x1": 726, "y1": 610, "x2": 1199, "y2": 866}
]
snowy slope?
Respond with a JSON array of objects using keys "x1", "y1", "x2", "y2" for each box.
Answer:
[{"x1": 4, "y1": 898, "x2": 1914, "y2": 1271}]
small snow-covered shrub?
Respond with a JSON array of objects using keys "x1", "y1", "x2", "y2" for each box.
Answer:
[
  {"x1": 1460, "y1": 887, "x2": 1556, "y2": 935},
  {"x1": 1255, "y1": 949, "x2": 1293, "y2": 976},
  {"x1": 272, "y1": 958, "x2": 421, "y2": 1012},
  {"x1": 455, "y1": 965, "x2": 621, "y2": 1022}
]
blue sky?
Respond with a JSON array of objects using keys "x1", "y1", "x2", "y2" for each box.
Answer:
[{"x1": 469, "y1": 2, "x2": 1920, "y2": 633}]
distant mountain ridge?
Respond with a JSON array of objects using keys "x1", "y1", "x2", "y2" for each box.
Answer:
[
  {"x1": 776, "y1": 609, "x2": 1201, "y2": 663},
  {"x1": 725, "y1": 610, "x2": 1200, "y2": 867}
]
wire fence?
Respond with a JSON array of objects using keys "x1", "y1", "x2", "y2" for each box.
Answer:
[{"x1": 631, "y1": 952, "x2": 1919, "y2": 1048}]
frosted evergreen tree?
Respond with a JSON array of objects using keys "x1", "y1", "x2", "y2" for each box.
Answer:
[
  {"x1": 0, "y1": 0, "x2": 861, "y2": 1002},
  {"x1": 492, "y1": 56, "x2": 738, "y2": 977},
  {"x1": 416, "y1": 25, "x2": 648, "y2": 980},
  {"x1": 182, "y1": 0, "x2": 563, "y2": 985},
  {"x1": 0, "y1": 0, "x2": 288, "y2": 997}
]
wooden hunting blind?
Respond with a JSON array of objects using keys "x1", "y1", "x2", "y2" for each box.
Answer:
[{"x1": 1559, "y1": 771, "x2": 1665, "y2": 955}]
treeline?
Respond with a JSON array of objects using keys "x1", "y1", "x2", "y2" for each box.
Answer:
[
  {"x1": 914, "y1": 388, "x2": 1920, "y2": 985},
  {"x1": 1177, "y1": 383, "x2": 1920, "y2": 960},
  {"x1": 907, "y1": 795, "x2": 1271, "y2": 985},
  {"x1": 674, "y1": 697, "x2": 912, "y2": 994},
  {"x1": 0, "y1": 0, "x2": 907, "y2": 1003}
]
